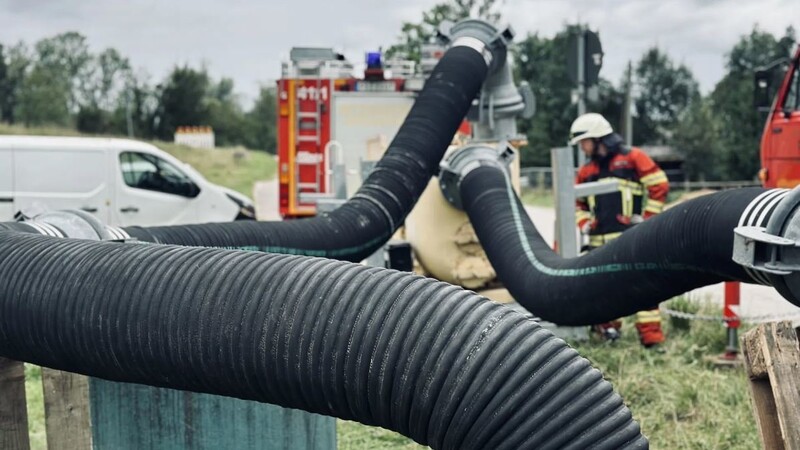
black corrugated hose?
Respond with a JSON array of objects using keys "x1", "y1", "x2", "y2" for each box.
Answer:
[
  {"x1": 0, "y1": 232, "x2": 648, "y2": 449},
  {"x1": 123, "y1": 44, "x2": 489, "y2": 262},
  {"x1": 460, "y1": 164, "x2": 782, "y2": 325}
]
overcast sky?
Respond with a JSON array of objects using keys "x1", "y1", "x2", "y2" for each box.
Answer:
[{"x1": 0, "y1": 0, "x2": 797, "y2": 103}]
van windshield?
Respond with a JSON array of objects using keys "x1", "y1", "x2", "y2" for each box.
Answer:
[{"x1": 120, "y1": 152, "x2": 200, "y2": 197}]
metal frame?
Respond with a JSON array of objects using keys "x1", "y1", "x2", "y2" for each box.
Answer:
[{"x1": 552, "y1": 147, "x2": 619, "y2": 258}]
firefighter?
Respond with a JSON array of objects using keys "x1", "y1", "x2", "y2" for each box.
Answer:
[{"x1": 569, "y1": 113, "x2": 669, "y2": 347}]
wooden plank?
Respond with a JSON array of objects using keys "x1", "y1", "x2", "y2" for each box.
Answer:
[
  {"x1": 742, "y1": 322, "x2": 800, "y2": 450},
  {"x1": 41, "y1": 369, "x2": 92, "y2": 450},
  {"x1": 743, "y1": 325, "x2": 785, "y2": 450},
  {"x1": 743, "y1": 325, "x2": 768, "y2": 378},
  {"x1": 761, "y1": 322, "x2": 800, "y2": 449},
  {"x1": 0, "y1": 358, "x2": 31, "y2": 450}
]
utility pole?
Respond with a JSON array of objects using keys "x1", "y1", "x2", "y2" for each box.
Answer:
[
  {"x1": 568, "y1": 25, "x2": 603, "y2": 167},
  {"x1": 125, "y1": 87, "x2": 134, "y2": 138},
  {"x1": 576, "y1": 26, "x2": 586, "y2": 118},
  {"x1": 624, "y1": 60, "x2": 633, "y2": 145},
  {"x1": 575, "y1": 26, "x2": 587, "y2": 167}
]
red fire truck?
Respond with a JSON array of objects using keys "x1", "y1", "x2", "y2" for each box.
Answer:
[
  {"x1": 758, "y1": 44, "x2": 800, "y2": 188},
  {"x1": 276, "y1": 48, "x2": 436, "y2": 218}
]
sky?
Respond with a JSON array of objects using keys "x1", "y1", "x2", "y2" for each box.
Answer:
[{"x1": 0, "y1": 0, "x2": 797, "y2": 104}]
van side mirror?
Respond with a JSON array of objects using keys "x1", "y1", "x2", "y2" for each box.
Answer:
[
  {"x1": 754, "y1": 70, "x2": 772, "y2": 111},
  {"x1": 185, "y1": 182, "x2": 201, "y2": 198}
]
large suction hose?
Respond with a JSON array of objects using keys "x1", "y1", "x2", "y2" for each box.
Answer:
[
  {"x1": 122, "y1": 35, "x2": 500, "y2": 262},
  {"x1": 0, "y1": 232, "x2": 647, "y2": 449},
  {"x1": 453, "y1": 155, "x2": 785, "y2": 325}
]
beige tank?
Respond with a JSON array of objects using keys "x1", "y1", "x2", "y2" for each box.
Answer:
[{"x1": 405, "y1": 144, "x2": 522, "y2": 290}]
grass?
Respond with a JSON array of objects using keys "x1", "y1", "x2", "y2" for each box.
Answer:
[
  {"x1": 24, "y1": 365, "x2": 47, "y2": 450},
  {"x1": 520, "y1": 187, "x2": 555, "y2": 207},
  {"x1": 155, "y1": 142, "x2": 275, "y2": 198},
  {"x1": 571, "y1": 299, "x2": 760, "y2": 449},
  {"x1": 338, "y1": 421, "x2": 427, "y2": 449}
]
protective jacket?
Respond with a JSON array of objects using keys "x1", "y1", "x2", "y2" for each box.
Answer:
[{"x1": 576, "y1": 143, "x2": 669, "y2": 246}]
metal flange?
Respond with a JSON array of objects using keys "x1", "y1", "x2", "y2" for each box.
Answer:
[
  {"x1": 439, "y1": 142, "x2": 516, "y2": 210},
  {"x1": 733, "y1": 186, "x2": 800, "y2": 304}
]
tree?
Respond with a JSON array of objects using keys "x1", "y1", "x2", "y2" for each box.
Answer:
[
  {"x1": 1, "y1": 43, "x2": 31, "y2": 124},
  {"x1": 33, "y1": 32, "x2": 91, "y2": 112},
  {"x1": 152, "y1": 65, "x2": 210, "y2": 140},
  {"x1": 672, "y1": 97, "x2": 723, "y2": 180},
  {"x1": 590, "y1": 78, "x2": 625, "y2": 138},
  {"x1": 634, "y1": 47, "x2": 699, "y2": 145},
  {"x1": 77, "y1": 48, "x2": 133, "y2": 133},
  {"x1": 242, "y1": 86, "x2": 277, "y2": 153},
  {"x1": 0, "y1": 45, "x2": 7, "y2": 121},
  {"x1": 513, "y1": 24, "x2": 633, "y2": 166},
  {"x1": 710, "y1": 26, "x2": 796, "y2": 180},
  {"x1": 16, "y1": 65, "x2": 71, "y2": 126},
  {"x1": 513, "y1": 27, "x2": 579, "y2": 166},
  {"x1": 87, "y1": 48, "x2": 132, "y2": 111},
  {"x1": 207, "y1": 77, "x2": 247, "y2": 147},
  {"x1": 109, "y1": 70, "x2": 157, "y2": 139},
  {"x1": 385, "y1": 0, "x2": 501, "y2": 62}
]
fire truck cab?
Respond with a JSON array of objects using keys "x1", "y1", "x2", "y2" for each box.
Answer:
[
  {"x1": 757, "y1": 44, "x2": 800, "y2": 188},
  {"x1": 276, "y1": 47, "x2": 432, "y2": 218}
]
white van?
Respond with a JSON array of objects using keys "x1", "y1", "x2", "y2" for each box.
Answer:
[{"x1": 0, "y1": 136, "x2": 256, "y2": 227}]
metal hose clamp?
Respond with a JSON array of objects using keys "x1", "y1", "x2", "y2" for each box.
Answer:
[{"x1": 439, "y1": 142, "x2": 515, "y2": 210}]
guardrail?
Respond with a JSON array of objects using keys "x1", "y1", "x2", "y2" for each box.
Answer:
[{"x1": 520, "y1": 166, "x2": 760, "y2": 191}]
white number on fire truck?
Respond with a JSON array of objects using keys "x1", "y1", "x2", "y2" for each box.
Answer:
[{"x1": 297, "y1": 86, "x2": 328, "y2": 102}]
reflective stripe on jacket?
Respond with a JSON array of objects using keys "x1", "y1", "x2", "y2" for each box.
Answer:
[{"x1": 575, "y1": 146, "x2": 669, "y2": 235}]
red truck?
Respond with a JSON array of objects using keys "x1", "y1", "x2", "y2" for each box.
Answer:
[{"x1": 757, "y1": 44, "x2": 800, "y2": 188}]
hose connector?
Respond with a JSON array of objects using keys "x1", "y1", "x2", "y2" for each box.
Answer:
[
  {"x1": 439, "y1": 142, "x2": 515, "y2": 210},
  {"x1": 17, "y1": 209, "x2": 132, "y2": 241},
  {"x1": 733, "y1": 186, "x2": 800, "y2": 305},
  {"x1": 438, "y1": 19, "x2": 514, "y2": 74}
]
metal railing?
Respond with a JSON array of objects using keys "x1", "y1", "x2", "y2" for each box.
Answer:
[{"x1": 520, "y1": 166, "x2": 760, "y2": 191}]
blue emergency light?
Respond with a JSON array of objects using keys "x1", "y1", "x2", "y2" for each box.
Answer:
[{"x1": 366, "y1": 52, "x2": 382, "y2": 69}]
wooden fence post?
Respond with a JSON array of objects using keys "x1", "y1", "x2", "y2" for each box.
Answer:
[
  {"x1": 0, "y1": 358, "x2": 31, "y2": 450},
  {"x1": 41, "y1": 369, "x2": 92, "y2": 450},
  {"x1": 742, "y1": 321, "x2": 800, "y2": 450}
]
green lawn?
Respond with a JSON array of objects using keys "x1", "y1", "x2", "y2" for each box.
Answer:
[
  {"x1": 24, "y1": 365, "x2": 47, "y2": 450},
  {"x1": 520, "y1": 187, "x2": 555, "y2": 207},
  {"x1": 155, "y1": 142, "x2": 275, "y2": 198}
]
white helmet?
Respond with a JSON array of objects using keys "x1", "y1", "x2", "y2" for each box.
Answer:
[{"x1": 569, "y1": 113, "x2": 613, "y2": 145}]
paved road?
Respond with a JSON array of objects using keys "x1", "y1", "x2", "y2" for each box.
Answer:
[
  {"x1": 253, "y1": 179, "x2": 800, "y2": 322},
  {"x1": 253, "y1": 179, "x2": 281, "y2": 221}
]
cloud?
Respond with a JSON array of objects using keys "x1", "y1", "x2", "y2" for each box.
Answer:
[
  {"x1": 0, "y1": 0, "x2": 796, "y2": 101},
  {"x1": 503, "y1": 0, "x2": 798, "y2": 90}
]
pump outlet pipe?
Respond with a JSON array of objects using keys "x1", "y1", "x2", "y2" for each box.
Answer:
[
  {"x1": 440, "y1": 144, "x2": 800, "y2": 325},
  {"x1": 0, "y1": 232, "x2": 648, "y2": 449},
  {"x1": 116, "y1": 20, "x2": 517, "y2": 263}
]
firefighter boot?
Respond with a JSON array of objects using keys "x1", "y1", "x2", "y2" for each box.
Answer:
[
  {"x1": 592, "y1": 320, "x2": 623, "y2": 342},
  {"x1": 635, "y1": 322, "x2": 665, "y2": 348}
]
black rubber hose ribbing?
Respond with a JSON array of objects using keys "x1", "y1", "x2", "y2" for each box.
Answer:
[
  {"x1": 460, "y1": 165, "x2": 769, "y2": 326},
  {"x1": 0, "y1": 233, "x2": 648, "y2": 449},
  {"x1": 123, "y1": 46, "x2": 489, "y2": 262}
]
